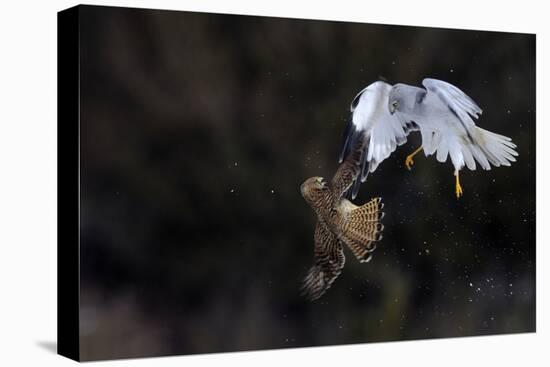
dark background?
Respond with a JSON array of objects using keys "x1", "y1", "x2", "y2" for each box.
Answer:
[{"x1": 78, "y1": 5, "x2": 535, "y2": 361}]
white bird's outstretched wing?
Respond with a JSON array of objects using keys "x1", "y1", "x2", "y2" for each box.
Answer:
[
  {"x1": 339, "y1": 81, "x2": 412, "y2": 198},
  {"x1": 414, "y1": 79, "x2": 518, "y2": 170},
  {"x1": 422, "y1": 78, "x2": 482, "y2": 137}
]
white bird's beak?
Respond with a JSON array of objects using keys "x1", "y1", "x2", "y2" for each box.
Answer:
[{"x1": 389, "y1": 101, "x2": 396, "y2": 115}]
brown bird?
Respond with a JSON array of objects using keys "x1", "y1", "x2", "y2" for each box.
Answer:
[{"x1": 300, "y1": 138, "x2": 385, "y2": 301}]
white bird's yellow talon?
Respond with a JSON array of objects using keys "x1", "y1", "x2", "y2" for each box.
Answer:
[
  {"x1": 404, "y1": 146, "x2": 423, "y2": 170},
  {"x1": 405, "y1": 155, "x2": 415, "y2": 170},
  {"x1": 455, "y1": 171, "x2": 463, "y2": 199},
  {"x1": 455, "y1": 181, "x2": 463, "y2": 199}
]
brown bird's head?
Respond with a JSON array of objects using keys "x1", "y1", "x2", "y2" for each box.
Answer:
[{"x1": 300, "y1": 176, "x2": 329, "y2": 204}]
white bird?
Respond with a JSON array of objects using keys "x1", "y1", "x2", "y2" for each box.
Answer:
[
  {"x1": 339, "y1": 81, "x2": 412, "y2": 198},
  {"x1": 387, "y1": 78, "x2": 518, "y2": 198}
]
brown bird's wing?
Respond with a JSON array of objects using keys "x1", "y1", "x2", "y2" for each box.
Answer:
[
  {"x1": 330, "y1": 138, "x2": 364, "y2": 200},
  {"x1": 340, "y1": 197, "x2": 385, "y2": 263},
  {"x1": 301, "y1": 221, "x2": 345, "y2": 301}
]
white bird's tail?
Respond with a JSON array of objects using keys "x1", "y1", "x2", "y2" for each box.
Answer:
[{"x1": 474, "y1": 127, "x2": 518, "y2": 168}]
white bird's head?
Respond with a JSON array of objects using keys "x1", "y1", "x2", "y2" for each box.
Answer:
[{"x1": 388, "y1": 83, "x2": 426, "y2": 115}]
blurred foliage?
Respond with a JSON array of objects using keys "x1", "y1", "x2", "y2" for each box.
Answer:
[{"x1": 77, "y1": 5, "x2": 535, "y2": 361}]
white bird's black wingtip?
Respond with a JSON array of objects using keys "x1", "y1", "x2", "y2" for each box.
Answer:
[
  {"x1": 338, "y1": 120, "x2": 356, "y2": 163},
  {"x1": 339, "y1": 120, "x2": 372, "y2": 200}
]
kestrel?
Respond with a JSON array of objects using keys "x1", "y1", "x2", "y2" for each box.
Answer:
[
  {"x1": 300, "y1": 136, "x2": 385, "y2": 301},
  {"x1": 388, "y1": 78, "x2": 518, "y2": 198}
]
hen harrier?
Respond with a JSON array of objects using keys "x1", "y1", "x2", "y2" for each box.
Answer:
[
  {"x1": 388, "y1": 78, "x2": 518, "y2": 198},
  {"x1": 300, "y1": 135, "x2": 385, "y2": 301}
]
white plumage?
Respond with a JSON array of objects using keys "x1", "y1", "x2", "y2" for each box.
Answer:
[
  {"x1": 389, "y1": 79, "x2": 518, "y2": 169},
  {"x1": 340, "y1": 78, "x2": 518, "y2": 199},
  {"x1": 387, "y1": 78, "x2": 518, "y2": 197}
]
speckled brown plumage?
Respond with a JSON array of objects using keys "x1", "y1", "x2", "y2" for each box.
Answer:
[{"x1": 300, "y1": 142, "x2": 385, "y2": 301}]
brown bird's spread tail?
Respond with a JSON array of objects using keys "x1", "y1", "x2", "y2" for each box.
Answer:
[{"x1": 341, "y1": 197, "x2": 385, "y2": 263}]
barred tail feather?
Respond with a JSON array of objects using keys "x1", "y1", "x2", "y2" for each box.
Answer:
[{"x1": 342, "y1": 197, "x2": 385, "y2": 263}]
